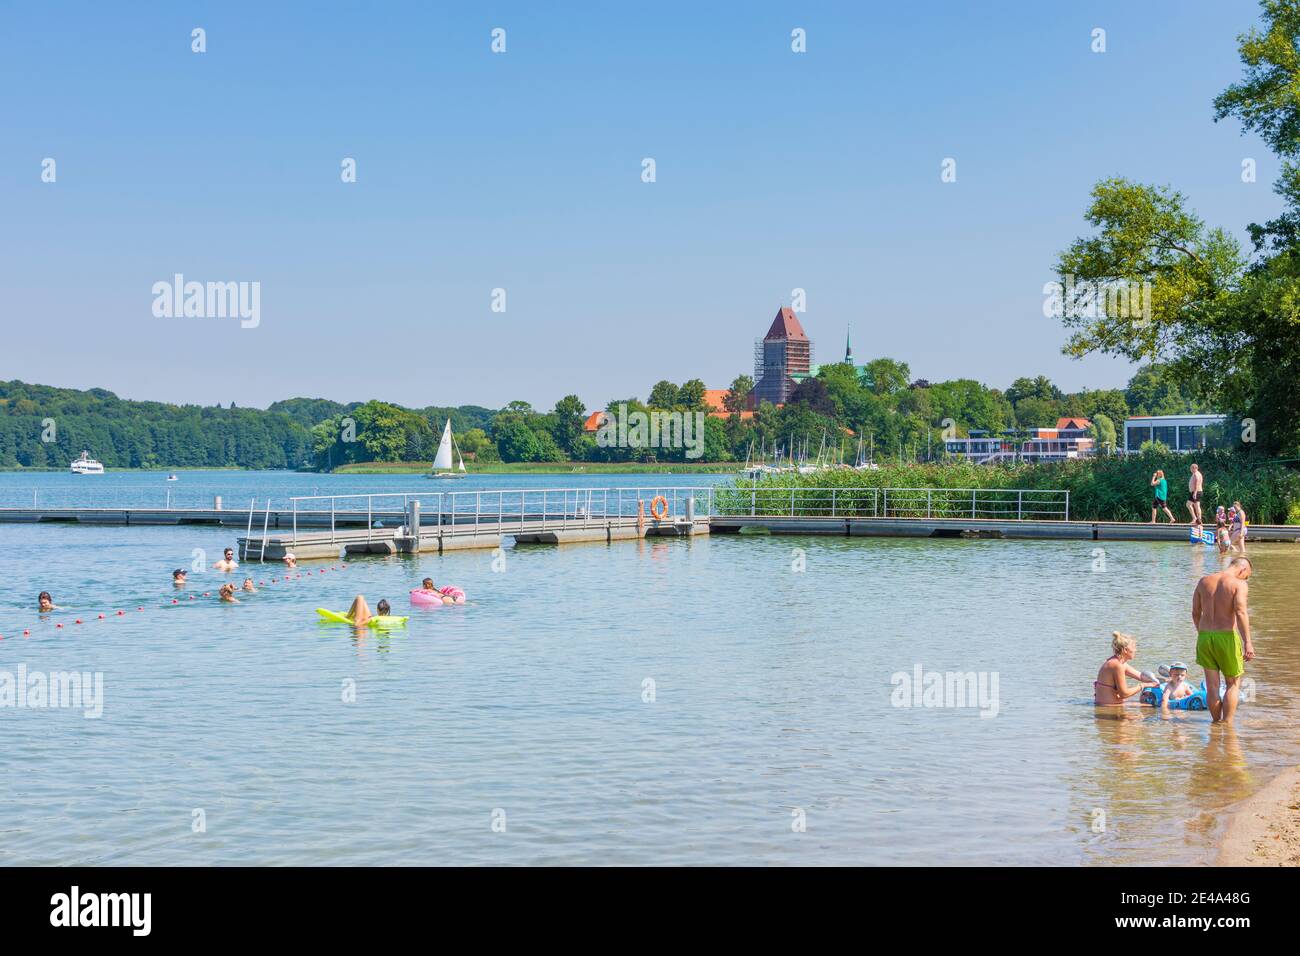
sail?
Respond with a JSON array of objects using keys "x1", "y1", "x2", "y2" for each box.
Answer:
[{"x1": 432, "y1": 419, "x2": 454, "y2": 471}]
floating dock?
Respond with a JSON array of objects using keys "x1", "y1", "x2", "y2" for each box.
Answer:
[{"x1": 3, "y1": 483, "x2": 1296, "y2": 559}]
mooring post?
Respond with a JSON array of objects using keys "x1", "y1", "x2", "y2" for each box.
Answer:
[{"x1": 407, "y1": 498, "x2": 421, "y2": 552}]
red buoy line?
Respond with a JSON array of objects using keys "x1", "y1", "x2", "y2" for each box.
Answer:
[{"x1": 0, "y1": 564, "x2": 349, "y2": 640}]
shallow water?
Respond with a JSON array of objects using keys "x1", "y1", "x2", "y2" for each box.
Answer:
[{"x1": 1, "y1": 474, "x2": 1297, "y2": 865}]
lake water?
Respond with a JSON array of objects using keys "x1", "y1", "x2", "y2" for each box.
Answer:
[{"x1": 2, "y1": 471, "x2": 1298, "y2": 865}]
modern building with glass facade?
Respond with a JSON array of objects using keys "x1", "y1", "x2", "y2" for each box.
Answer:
[{"x1": 1122, "y1": 414, "x2": 1228, "y2": 453}]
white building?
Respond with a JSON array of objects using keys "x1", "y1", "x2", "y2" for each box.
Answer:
[{"x1": 1122, "y1": 414, "x2": 1228, "y2": 453}]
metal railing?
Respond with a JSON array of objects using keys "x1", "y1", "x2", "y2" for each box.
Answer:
[
  {"x1": 282, "y1": 487, "x2": 719, "y2": 546},
  {"x1": 713, "y1": 486, "x2": 1070, "y2": 521},
  {"x1": 240, "y1": 485, "x2": 1070, "y2": 548}
]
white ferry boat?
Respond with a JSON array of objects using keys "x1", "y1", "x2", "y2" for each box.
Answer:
[{"x1": 70, "y1": 451, "x2": 105, "y2": 475}]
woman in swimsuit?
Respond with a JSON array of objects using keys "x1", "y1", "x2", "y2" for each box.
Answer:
[
  {"x1": 347, "y1": 595, "x2": 373, "y2": 627},
  {"x1": 1094, "y1": 631, "x2": 1158, "y2": 706},
  {"x1": 1228, "y1": 501, "x2": 1247, "y2": 552}
]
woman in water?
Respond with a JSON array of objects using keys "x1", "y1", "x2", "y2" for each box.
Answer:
[
  {"x1": 218, "y1": 583, "x2": 240, "y2": 604},
  {"x1": 1094, "y1": 632, "x2": 1158, "y2": 706},
  {"x1": 347, "y1": 595, "x2": 372, "y2": 626},
  {"x1": 1229, "y1": 501, "x2": 1248, "y2": 552},
  {"x1": 38, "y1": 591, "x2": 60, "y2": 612}
]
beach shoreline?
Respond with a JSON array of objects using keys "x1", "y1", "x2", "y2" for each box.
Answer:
[{"x1": 1217, "y1": 764, "x2": 1300, "y2": 866}]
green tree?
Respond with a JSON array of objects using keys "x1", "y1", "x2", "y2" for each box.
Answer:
[
  {"x1": 723, "y1": 374, "x2": 754, "y2": 413},
  {"x1": 862, "y1": 358, "x2": 910, "y2": 396},
  {"x1": 1089, "y1": 413, "x2": 1118, "y2": 453},
  {"x1": 551, "y1": 394, "x2": 586, "y2": 455},
  {"x1": 677, "y1": 378, "x2": 707, "y2": 410},
  {"x1": 647, "y1": 381, "x2": 680, "y2": 408}
]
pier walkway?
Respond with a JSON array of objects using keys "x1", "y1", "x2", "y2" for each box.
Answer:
[{"x1": 3, "y1": 486, "x2": 1297, "y2": 559}]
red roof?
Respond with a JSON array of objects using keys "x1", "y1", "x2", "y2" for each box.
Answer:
[
  {"x1": 764, "y1": 307, "x2": 808, "y2": 341},
  {"x1": 582, "y1": 411, "x2": 608, "y2": 432},
  {"x1": 1056, "y1": 417, "x2": 1092, "y2": 430},
  {"x1": 703, "y1": 388, "x2": 755, "y2": 420}
]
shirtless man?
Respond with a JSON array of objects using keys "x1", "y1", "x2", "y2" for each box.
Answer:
[
  {"x1": 1191, "y1": 557, "x2": 1255, "y2": 723},
  {"x1": 214, "y1": 547, "x2": 239, "y2": 572},
  {"x1": 1186, "y1": 463, "x2": 1204, "y2": 526}
]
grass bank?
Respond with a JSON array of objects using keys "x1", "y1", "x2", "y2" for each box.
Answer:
[
  {"x1": 331, "y1": 461, "x2": 743, "y2": 475},
  {"x1": 723, "y1": 451, "x2": 1300, "y2": 524}
]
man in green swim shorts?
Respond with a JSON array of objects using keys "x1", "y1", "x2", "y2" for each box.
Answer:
[{"x1": 1191, "y1": 556, "x2": 1255, "y2": 723}]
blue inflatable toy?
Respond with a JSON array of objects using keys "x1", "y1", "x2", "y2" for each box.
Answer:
[
  {"x1": 1189, "y1": 527, "x2": 1216, "y2": 546},
  {"x1": 1141, "y1": 681, "x2": 1209, "y2": 711}
]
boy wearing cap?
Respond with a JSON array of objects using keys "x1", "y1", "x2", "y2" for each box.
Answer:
[{"x1": 1158, "y1": 662, "x2": 1194, "y2": 713}]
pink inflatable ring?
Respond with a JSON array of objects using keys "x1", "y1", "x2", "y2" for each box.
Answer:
[{"x1": 410, "y1": 587, "x2": 466, "y2": 606}]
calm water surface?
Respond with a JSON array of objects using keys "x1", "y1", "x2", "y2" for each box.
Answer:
[{"x1": 1, "y1": 472, "x2": 1297, "y2": 865}]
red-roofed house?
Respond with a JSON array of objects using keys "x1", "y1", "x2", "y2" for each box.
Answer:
[{"x1": 703, "y1": 388, "x2": 754, "y2": 420}]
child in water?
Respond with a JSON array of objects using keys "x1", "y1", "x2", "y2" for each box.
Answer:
[
  {"x1": 218, "y1": 583, "x2": 240, "y2": 603},
  {"x1": 38, "y1": 591, "x2": 60, "y2": 612},
  {"x1": 241, "y1": 578, "x2": 258, "y2": 593},
  {"x1": 1158, "y1": 662, "x2": 1195, "y2": 710}
]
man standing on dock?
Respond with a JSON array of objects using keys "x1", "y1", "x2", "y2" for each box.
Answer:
[
  {"x1": 1186, "y1": 463, "x2": 1204, "y2": 527},
  {"x1": 1192, "y1": 557, "x2": 1254, "y2": 723}
]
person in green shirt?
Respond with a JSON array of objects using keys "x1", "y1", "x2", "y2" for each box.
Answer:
[{"x1": 1150, "y1": 469, "x2": 1176, "y2": 524}]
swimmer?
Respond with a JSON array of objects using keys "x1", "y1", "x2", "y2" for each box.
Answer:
[
  {"x1": 218, "y1": 583, "x2": 240, "y2": 603},
  {"x1": 347, "y1": 595, "x2": 372, "y2": 627},
  {"x1": 376, "y1": 599, "x2": 391, "y2": 616},
  {"x1": 38, "y1": 591, "x2": 61, "y2": 612},
  {"x1": 1094, "y1": 631, "x2": 1158, "y2": 706},
  {"x1": 241, "y1": 578, "x2": 257, "y2": 593},
  {"x1": 1158, "y1": 661, "x2": 1195, "y2": 714},
  {"x1": 284, "y1": 552, "x2": 298, "y2": 569},
  {"x1": 172, "y1": 569, "x2": 187, "y2": 586},
  {"x1": 214, "y1": 548, "x2": 239, "y2": 572},
  {"x1": 1216, "y1": 525, "x2": 1231, "y2": 555},
  {"x1": 419, "y1": 577, "x2": 456, "y2": 605}
]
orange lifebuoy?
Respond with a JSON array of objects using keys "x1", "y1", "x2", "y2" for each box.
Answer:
[{"x1": 650, "y1": 495, "x2": 669, "y2": 520}]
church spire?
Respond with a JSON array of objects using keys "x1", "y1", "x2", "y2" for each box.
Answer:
[{"x1": 845, "y1": 324, "x2": 853, "y2": 363}]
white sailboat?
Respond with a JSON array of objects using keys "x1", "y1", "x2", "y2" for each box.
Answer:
[{"x1": 428, "y1": 419, "x2": 469, "y2": 479}]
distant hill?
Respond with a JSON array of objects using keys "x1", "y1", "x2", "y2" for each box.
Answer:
[
  {"x1": 0, "y1": 380, "x2": 500, "y2": 470},
  {"x1": 266, "y1": 397, "x2": 357, "y2": 428}
]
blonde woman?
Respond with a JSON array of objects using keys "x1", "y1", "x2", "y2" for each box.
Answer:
[
  {"x1": 1149, "y1": 470, "x2": 1176, "y2": 524},
  {"x1": 347, "y1": 595, "x2": 372, "y2": 627},
  {"x1": 1094, "y1": 632, "x2": 1158, "y2": 706}
]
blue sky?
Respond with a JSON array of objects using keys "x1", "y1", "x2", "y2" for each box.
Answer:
[{"x1": 0, "y1": 0, "x2": 1276, "y2": 411}]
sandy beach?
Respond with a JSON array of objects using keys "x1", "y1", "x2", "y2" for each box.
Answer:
[{"x1": 1217, "y1": 765, "x2": 1300, "y2": 866}]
